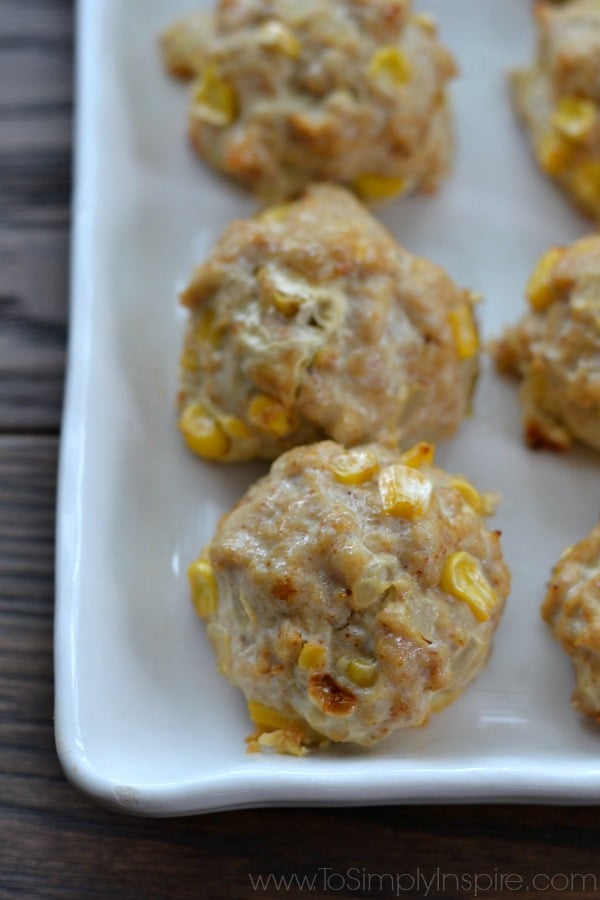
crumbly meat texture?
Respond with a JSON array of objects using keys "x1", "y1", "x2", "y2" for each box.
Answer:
[
  {"x1": 491, "y1": 235, "x2": 600, "y2": 453},
  {"x1": 542, "y1": 522, "x2": 600, "y2": 723},
  {"x1": 511, "y1": 0, "x2": 600, "y2": 220},
  {"x1": 178, "y1": 184, "x2": 480, "y2": 463},
  {"x1": 161, "y1": 0, "x2": 456, "y2": 201},
  {"x1": 191, "y1": 440, "x2": 509, "y2": 753}
]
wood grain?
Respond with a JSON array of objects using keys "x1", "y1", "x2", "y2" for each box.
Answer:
[
  {"x1": 0, "y1": 0, "x2": 72, "y2": 433},
  {"x1": 1, "y1": 1, "x2": 600, "y2": 897}
]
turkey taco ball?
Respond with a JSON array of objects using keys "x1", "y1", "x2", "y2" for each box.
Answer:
[
  {"x1": 491, "y1": 235, "x2": 600, "y2": 453},
  {"x1": 177, "y1": 184, "x2": 480, "y2": 462},
  {"x1": 542, "y1": 521, "x2": 600, "y2": 724},
  {"x1": 161, "y1": 0, "x2": 456, "y2": 201},
  {"x1": 511, "y1": 0, "x2": 600, "y2": 221},
  {"x1": 188, "y1": 440, "x2": 510, "y2": 755}
]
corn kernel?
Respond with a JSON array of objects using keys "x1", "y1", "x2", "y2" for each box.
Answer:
[
  {"x1": 179, "y1": 403, "x2": 230, "y2": 459},
  {"x1": 257, "y1": 266, "x2": 302, "y2": 316},
  {"x1": 400, "y1": 442, "x2": 435, "y2": 469},
  {"x1": 192, "y1": 64, "x2": 237, "y2": 127},
  {"x1": 448, "y1": 303, "x2": 479, "y2": 360},
  {"x1": 272, "y1": 292, "x2": 300, "y2": 316},
  {"x1": 551, "y1": 96, "x2": 597, "y2": 142},
  {"x1": 188, "y1": 558, "x2": 218, "y2": 618},
  {"x1": 537, "y1": 131, "x2": 572, "y2": 176},
  {"x1": 412, "y1": 12, "x2": 437, "y2": 34},
  {"x1": 256, "y1": 202, "x2": 293, "y2": 224},
  {"x1": 180, "y1": 348, "x2": 199, "y2": 373},
  {"x1": 194, "y1": 308, "x2": 221, "y2": 346},
  {"x1": 368, "y1": 46, "x2": 411, "y2": 86},
  {"x1": 331, "y1": 448, "x2": 380, "y2": 485},
  {"x1": 218, "y1": 413, "x2": 251, "y2": 439},
  {"x1": 378, "y1": 464, "x2": 432, "y2": 519},
  {"x1": 258, "y1": 20, "x2": 301, "y2": 58},
  {"x1": 450, "y1": 478, "x2": 498, "y2": 516},
  {"x1": 298, "y1": 642, "x2": 326, "y2": 671},
  {"x1": 569, "y1": 160, "x2": 600, "y2": 213},
  {"x1": 353, "y1": 173, "x2": 406, "y2": 202},
  {"x1": 345, "y1": 656, "x2": 378, "y2": 688},
  {"x1": 430, "y1": 688, "x2": 457, "y2": 714},
  {"x1": 247, "y1": 394, "x2": 296, "y2": 436},
  {"x1": 449, "y1": 477, "x2": 483, "y2": 514},
  {"x1": 271, "y1": 290, "x2": 301, "y2": 316},
  {"x1": 525, "y1": 247, "x2": 563, "y2": 311},
  {"x1": 247, "y1": 700, "x2": 292, "y2": 730},
  {"x1": 440, "y1": 550, "x2": 497, "y2": 622}
]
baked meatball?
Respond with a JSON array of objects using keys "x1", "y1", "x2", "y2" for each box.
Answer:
[
  {"x1": 161, "y1": 0, "x2": 456, "y2": 201},
  {"x1": 511, "y1": 0, "x2": 600, "y2": 220},
  {"x1": 188, "y1": 440, "x2": 509, "y2": 754},
  {"x1": 542, "y1": 522, "x2": 600, "y2": 723},
  {"x1": 491, "y1": 235, "x2": 600, "y2": 452},
  {"x1": 177, "y1": 184, "x2": 480, "y2": 462}
]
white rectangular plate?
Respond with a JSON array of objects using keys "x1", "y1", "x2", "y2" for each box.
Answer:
[{"x1": 55, "y1": 0, "x2": 600, "y2": 815}]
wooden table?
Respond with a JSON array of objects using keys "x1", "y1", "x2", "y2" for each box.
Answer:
[{"x1": 1, "y1": 2, "x2": 598, "y2": 897}]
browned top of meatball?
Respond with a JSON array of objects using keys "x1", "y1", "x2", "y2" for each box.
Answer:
[
  {"x1": 491, "y1": 235, "x2": 600, "y2": 453},
  {"x1": 189, "y1": 440, "x2": 509, "y2": 751},
  {"x1": 178, "y1": 184, "x2": 479, "y2": 462},
  {"x1": 161, "y1": 0, "x2": 456, "y2": 200}
]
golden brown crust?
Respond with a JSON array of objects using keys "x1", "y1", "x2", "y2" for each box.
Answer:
[{"x1": 542, "y1": 522, "x2": 600, "y2": 723}]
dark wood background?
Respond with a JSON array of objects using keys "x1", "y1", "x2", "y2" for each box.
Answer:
[{"x1": 1, "y1": 1, "x2": 599, "y2": 897}]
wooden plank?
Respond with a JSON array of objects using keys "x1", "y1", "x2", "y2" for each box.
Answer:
[
  {"x1": 0, "y1": 0, "x2": 72, "y2": 431},
  {"x1": 0, "y1": 229, "x2": 67, "y2": 430},
  {"x1": 0, "y1": 0, "x2": 73, "y2": 43}
]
